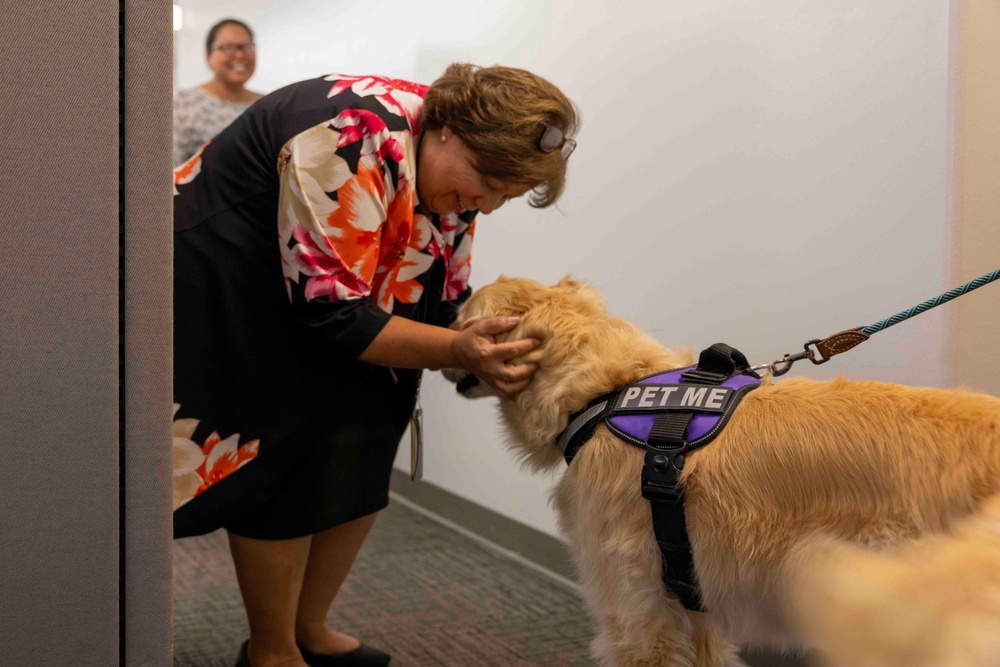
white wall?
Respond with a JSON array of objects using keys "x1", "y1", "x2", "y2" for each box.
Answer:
[{"x1": 175, "y1": 0, "x2": 954, "y2": 538}]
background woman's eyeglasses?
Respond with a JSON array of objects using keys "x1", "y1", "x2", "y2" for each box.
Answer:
[
  {"x1": 538, "y1": 123, "x2": 577, "y2": 160},
  {"x1": 211, "y1": 43, "x2": 256, "y2": 55}
]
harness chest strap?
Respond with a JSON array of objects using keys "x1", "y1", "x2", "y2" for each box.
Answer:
[{"x1": 556, "y1": 343, "x2": 762, "y2": 612}]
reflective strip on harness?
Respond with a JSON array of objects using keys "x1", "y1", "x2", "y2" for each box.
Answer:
[{"x1": 557, "y1": 399, "x2": 610, "y2": 455}]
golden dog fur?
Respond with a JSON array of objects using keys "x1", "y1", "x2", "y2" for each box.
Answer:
[
  {"x1": 785, "y1": 492, "x2": 1000, "y2": 667},
  {"x1": 452, "y1": 276, "x2": 1000, "y2": 667}
]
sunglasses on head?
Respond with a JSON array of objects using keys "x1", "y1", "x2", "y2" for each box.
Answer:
[{"x1": 537, "y1": 123, "x2": 577, "y2": 160}]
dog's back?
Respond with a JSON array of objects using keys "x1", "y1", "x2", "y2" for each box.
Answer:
[{"x1": 693, "y1": 376, "x2": 1000, "y2": 548}]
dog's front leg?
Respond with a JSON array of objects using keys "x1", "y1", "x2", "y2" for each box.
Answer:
[
  {"x1": 587, "y1": 598, "x2": 744, "y2": 667},
  {"x1": 563, "y1": 488, "x2": 743, "y2": 666},
  {"x1": 690, "y1": 613, "x2": 748, "y2": 667}
]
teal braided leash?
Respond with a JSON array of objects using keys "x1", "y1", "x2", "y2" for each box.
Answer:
[
  {"x1": 758, "y1": 268, "x2": 1000, "y2": 376},
  {"x1": 859, "y1": 268, "x2": 1000, "y2": 335}
]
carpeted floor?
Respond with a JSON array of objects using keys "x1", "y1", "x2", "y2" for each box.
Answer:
[
  {"x1": 174, "y1": 497, "x2": 807, "y2": 667},
  {"x1": 174, "y1": 499, "x2": 597, "y2": 666}
]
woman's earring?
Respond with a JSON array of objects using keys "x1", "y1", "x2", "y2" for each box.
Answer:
[{"x1": 441, "y1": 134, "x2": 447, "y2": 142}]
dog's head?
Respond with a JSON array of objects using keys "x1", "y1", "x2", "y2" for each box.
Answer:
[
  {"x1": 444, "y1": 275, "x2": 606, "y2": 399},
  {"x1": 445, "y1": 276, "x2": 687, "y2": 471}
]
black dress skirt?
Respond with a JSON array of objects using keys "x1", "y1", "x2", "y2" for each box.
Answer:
[{"x1": 172, "y1": 74, "x2": 475, "y2": 540}]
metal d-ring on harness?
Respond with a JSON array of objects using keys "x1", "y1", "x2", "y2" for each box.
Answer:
[{"x1": 555, "y1": 268, "x2": 1000, "y2": 613}]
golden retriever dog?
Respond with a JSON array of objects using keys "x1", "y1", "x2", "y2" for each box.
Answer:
[{"x1": 448, "y1": 276, "x2": 1000, "y2": 667}]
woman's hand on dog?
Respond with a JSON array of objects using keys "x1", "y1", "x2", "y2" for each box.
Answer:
[{"x1": 451, "y1": 317, "x2": 540, "y2": 399}]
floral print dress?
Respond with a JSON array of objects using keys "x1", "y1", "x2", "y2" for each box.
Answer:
[{"x1": 173, "y1": 74, "x2": 475, "y2": 539}]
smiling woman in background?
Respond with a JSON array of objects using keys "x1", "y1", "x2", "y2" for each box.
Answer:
[{"x1": 173, "y1": 18, "x2": 262, "y2": 166}]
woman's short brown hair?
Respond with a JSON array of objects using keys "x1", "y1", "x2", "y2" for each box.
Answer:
[{"x1": 422, "y1": 63, "x2": 579, "y2": 208}]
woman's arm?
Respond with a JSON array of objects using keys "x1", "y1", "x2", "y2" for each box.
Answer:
[{"x1": 359, "y1": 315, "x2": 539, "y2": 398}]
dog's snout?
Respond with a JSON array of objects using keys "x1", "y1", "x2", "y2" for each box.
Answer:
[{"x1": 456, "y1": 373, "x2": 481, "y2": 396}]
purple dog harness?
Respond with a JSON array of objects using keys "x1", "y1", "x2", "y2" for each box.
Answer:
[{"x1": 556, "y1": 343, "x2": 761, "y2": 612}]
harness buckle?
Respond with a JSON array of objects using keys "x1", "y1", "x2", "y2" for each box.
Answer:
[{"x1": 641, "y1": 449, "x2": 685, "y2": 503}]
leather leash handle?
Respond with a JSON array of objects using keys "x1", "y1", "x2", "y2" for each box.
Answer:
[
  {"x1": 759, "y1": 326, "x2": 870, "y2": 377},
  {"x1": 812, "y1": 327, "x2": 870, "y2": 362}
]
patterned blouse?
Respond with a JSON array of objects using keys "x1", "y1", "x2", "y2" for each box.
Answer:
[
  {"x1": 173, "y1": 86, "x2": 261, "y2": 166},
  {"x1": 171, "y1": 74, "x2": 476, "y2": 534}
]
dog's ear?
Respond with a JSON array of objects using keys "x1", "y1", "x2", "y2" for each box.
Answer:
[
  {"x1": 507, "y1": 323, "x2": 548, "y2": 366},
  {"x1": 475, "y1": 282, "x2": 552, "y2": 363},
  {"x1": 502, "y1": 292, "x2": 565, "y2": 367},
  {"x1": 487, "y1": 277, "x2": 547, "y2": 318},
  {"x1": 456, "y1": 278, "x2": 517, "y2": 326}
]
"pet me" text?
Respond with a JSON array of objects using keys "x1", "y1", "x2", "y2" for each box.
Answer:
[{"x1": 615, "y1": 384, "x2": 733, "y2": 413}]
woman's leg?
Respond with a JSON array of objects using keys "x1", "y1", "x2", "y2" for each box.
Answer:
[
  {"x1": 294, "y1": 511, "x2": 380, "y2": 654},
  {"x1": 228, "y1": 531, "x2": 312, "y2": 667}
]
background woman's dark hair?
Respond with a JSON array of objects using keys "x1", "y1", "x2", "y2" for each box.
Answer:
[
  {"x1": 205, "y1": 19, "x2": 254, "y2": 54},
  {"x1": 422, "y1": 63, "x2": 579, "y2": 209}
]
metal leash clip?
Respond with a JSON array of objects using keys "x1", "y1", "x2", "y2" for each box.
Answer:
[
  {"x1": 752, "y1": 339, "x2": 829, "y2": 378},
  {"x1": 752, "y1": 327, "x2": 872, "y2": 378}
]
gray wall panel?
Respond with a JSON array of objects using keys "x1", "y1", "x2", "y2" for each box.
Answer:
[
  {"x1": 123, "y1": 1, "x2": 174, "y2": 665},
  {"x1": 0, "y1": 2, "x2": 120, "y2": 665}
]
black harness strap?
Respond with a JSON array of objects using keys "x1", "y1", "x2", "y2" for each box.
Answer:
[
  {"x1": 685, "y1": 342, "x2": 749, "y2": 383},
  {"x1": 643, "y1": 411, "x2": 701, "y2": 609},
  {"x1": 641, "y1": 343, "x2": 753, "y2": 612}
]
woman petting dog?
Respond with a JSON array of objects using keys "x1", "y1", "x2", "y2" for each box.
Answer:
[
  {"x1": 172, "y1": 66, "x2": 578, "y2": 667},
  {"x1": 450, "y1": 276, "x2": 1000, "y2": 667}
]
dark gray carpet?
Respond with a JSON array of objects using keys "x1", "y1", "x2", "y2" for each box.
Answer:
[
  {"x1": 174, "y1": 500, "x2": 596, "y2": 666},
  {"x1": 174, "y1": 499, "x2": 806, "y2": 667}
]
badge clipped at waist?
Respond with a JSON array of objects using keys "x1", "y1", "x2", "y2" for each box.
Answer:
[{"x1": 410, "y1": 403, "x2": 423, "y2": 481}]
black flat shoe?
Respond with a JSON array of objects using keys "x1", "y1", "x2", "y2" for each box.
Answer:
[
  {"x1": 233, "y1": 640, "x2": 251, "y2": 667},
  {"x1": 297, "y1": 641, "x2": 391, "y2": 667}
]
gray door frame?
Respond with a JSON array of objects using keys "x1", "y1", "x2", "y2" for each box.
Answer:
[{"x1": 0, "y1": 1, "x2": 172, "y2": 665}]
